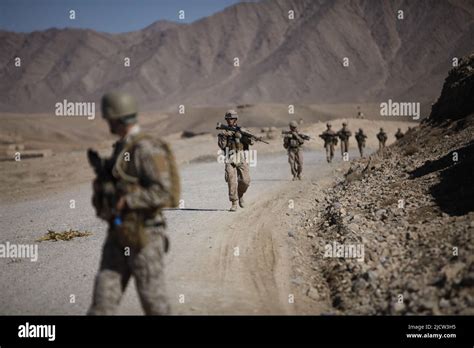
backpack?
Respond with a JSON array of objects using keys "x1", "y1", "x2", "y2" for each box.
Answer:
[{"x1": 115, "y1": 133, "x2": 181, "y2": 208}]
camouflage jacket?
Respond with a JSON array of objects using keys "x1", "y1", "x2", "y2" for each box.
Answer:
[
  {"x1": 377, "y1": 132, "x2": 388, "y2": 141},
  {"x1": 109, "y1": 131, "x2": 173, "y2": 226},
  {"x1": 283, "y1": 131, "x2": 305, "y2": 150},
  {"x1": 319, "y1": 130, "x2": 337, "y2": 146},
  {"x1": 217, "y1": 128, "x2": 254, "y2": 152},
  {"x1": 337, "y1": 128, "x2": 352, "y2": 140},
  {"x1": 355, "y1": 132, "x2": 367, "y2": 143}
]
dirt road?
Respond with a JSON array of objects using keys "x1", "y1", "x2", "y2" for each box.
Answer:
[{"x1": 0, "y1": 149, "x2": 358, "y2": 315}]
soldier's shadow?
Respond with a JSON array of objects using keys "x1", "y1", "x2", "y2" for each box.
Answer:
[
  {"x1": 252, "y1": 179, "x2": 288, "y2": 182},
  {"x1": 164, "y1": 208, "x2": 229, "y2": 212}
]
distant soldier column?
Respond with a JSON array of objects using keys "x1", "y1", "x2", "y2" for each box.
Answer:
[
  {"x1": 337, "y1": 122, "x2": 352, "y2": 158},
  {"x1": 282, "y1": 121, "x2": 306, "y2": 180},
  {"x1": 354, "y1": 128, "x2": 367, "y2": 157},
  {"x1": 319, "y1": 123, "x2": 337, "y2": 163},
  {"x1": 217, "y1": 110, "x2": 253, "y2": 212},
  {"x1": 376, "y1": 127, "x2": 388, "y2": 150}
]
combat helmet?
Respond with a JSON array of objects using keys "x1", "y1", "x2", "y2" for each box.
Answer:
[
  {"x1": 101, "y1": 92, "x2": 138, "y2": 124},
  {"x1": 289, "y1": 121, "x2": 298, "y2": 129},
  {"x1": 225, "y1": 109, "x2": 238, "y2": 120}
]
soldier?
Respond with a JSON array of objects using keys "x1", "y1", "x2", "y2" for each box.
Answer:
[
  {"x1": 283, "y1": 121, "x2": 305, "y2": 180},
  {"x1": 354, "y1": 128, "x2": 367, "y2": 157},
  {"x1": 319, "y1": 123, "x2": 337, "y2": 163},
  {"x1": 376, "y1": 127, "x2": 388, "y2": 150},
  {"x1": 87, "y1": 92, "x2": 180, "y2": 315},
  {"x1": 337, "y1": 122, "x2": 352, "y2": 157},
  {"x1": 217, "y1": 110, "x2": 253, "y2": 212},
  {"x1": 395, "y1": 128, "x2": 404, "y2": 140}
]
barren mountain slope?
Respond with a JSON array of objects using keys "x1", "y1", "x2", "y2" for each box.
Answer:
[{"x1": 1, "y1": 0, "x2": 473, "y2": 112}]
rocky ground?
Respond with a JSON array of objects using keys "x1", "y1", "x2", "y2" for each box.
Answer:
[{"x1": 291, "y1": 55, "x2": 474, "y2": 315}]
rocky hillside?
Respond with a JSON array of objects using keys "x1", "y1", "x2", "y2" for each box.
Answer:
[
  {"x1": 1, "y1": 0, "x2": 473, "y2": 112},
  {"x1": 294, "y1": 54, "x2": 474, "y2": 314}
]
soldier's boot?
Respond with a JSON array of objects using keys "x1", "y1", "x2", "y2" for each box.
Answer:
[
  {"x1": 297, "y1": 174, "x2": 302, "y2": 180},
  {"x1": 230, "y1": 201, "x2": 238, "y2": 212},
  {"x1": 238, "y1": 196, "x2": 245, "y2": 208}
]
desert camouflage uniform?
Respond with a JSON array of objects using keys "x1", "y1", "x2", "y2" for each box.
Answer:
[
  {"x1": 88, "y1": 130, "x2": 172, "y2": 315},
  {"x1": 355, "y1": 129, "x2": 367, "y2": 157},
  {"x1": 218, "y1": 130, "x2": 253, "y2": 203},
  {"x1": 283, "y1": 131, "x2": 305, "y2": 180},
  {"x1": 320, "y1": 129, "x2": 337, "y2": 163},
  {"x1": 377, "y1": 129, "x2": 388, "y2": 150},
  {"x1": 337, "y1": 125, "x2": 352, "y2": 157},
  {"x1": 395, "y1": 128, "x2": 404, "y2": 140}
]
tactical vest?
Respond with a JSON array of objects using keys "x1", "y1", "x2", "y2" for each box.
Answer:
[
  {"x1": 338, "y1": 130, "x2": 351, "y2": 140},
  {"x1": 355, "y1": 133, "x2": 366, "y2": 143},
  {"x1": 110, "y1": 133, "x2": 180, "y2": 250}
]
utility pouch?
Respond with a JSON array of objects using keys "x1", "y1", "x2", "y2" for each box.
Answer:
[{"x1": 110, "y1": 210, "x2": 148, "y2": 251}]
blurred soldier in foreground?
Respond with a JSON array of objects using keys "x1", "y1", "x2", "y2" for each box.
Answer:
[
  {"x1": 282, "y1": 121, "x2": 309, "y2": 180},
  {"x1": 217, "y1": 110, "x2": 257, "y2": 212},
  {"x1": 319, "y1": 123, "x2": 337, "y2": 163},
  {"x1": 355, "y1": 128, "x2": 367, "y2": 157},
  {"x1": 395, "y1": 128, "x2": 404, "y2": 140},
  {"x1": 337, "y1": 122, "x2": 352, "y2": 157},
  {"x1": 87, "y1": 92, "x2": 180, "y2": 315},
  {"x1": 376, "y1": 127, "x2": 388, "y2": 150}
]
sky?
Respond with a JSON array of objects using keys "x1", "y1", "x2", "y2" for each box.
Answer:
[{"x1": 0, "y1": 0, "x2": 243, "y2": 33}]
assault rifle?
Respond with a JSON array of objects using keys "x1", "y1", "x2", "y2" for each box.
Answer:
[
  {"x1": 281, "y1": 130, "x2": 311, "y2": 141},
  {"x1": 216, "y1": 123, "x2": 269, "y2": 144},
  {"x1": 87, "y1": 149, "x2": 122, "y2": 226}
]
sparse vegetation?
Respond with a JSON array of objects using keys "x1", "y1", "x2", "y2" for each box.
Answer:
[{"x1": 36, "y1": 229, "x2": 92, "y2": 242}]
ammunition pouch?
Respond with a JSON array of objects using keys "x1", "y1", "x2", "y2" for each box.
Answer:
[
  {"x1": 110, "y1": 209, "x2": 155, "y2": 251},
  {"x1": 289, "y1": 139, "x2": 299, "y2": 148}
]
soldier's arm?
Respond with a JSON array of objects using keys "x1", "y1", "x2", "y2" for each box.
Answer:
[
  {"x1": 217, "y1": 132, "x2": 229, "y2": 150},
  {"x1": 294, "y1": 132, "x2": 305, "y2": 144},
  {"x1": 124, "y1": 140, "x2": 173, "y2": 210}
]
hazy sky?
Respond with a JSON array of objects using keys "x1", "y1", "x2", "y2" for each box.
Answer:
[{"x1": 0, "y1": 0, "x2": 243, "y2": 33}]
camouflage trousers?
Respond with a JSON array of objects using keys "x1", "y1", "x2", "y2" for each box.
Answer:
[
  {"x1": 325, "y1": 143, "x2": 335, "y2": 163},
  {"x1": 288, "y1": 148, "x2": 303, "y2": 178},
  {"x1": 357, "y1": 142, "x2": 365, "y2": 157},
  {"x1": 88, "y1": 226, "x2": 170, "y2": 315},
  {"x1": 340, "y1": 139, "x2": 349, "y2": 156},
  {"x1": 225, "y1": 162, "x2": 250, "y2": 202},
  {"x1": 378, "y1": 141, "x2": 386, "y2": 151}
]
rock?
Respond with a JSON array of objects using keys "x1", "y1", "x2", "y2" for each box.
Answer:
[
  {"x1": 352, "y1": 278, "x2": 367, "y2": 292},
  {"x1": 392, "y1": 301, "x2": 406, "y2": 313},
  {"x1": 439, "y1": 298, "x2": 450, "y2": 309},
  {"x1": 306, "y1": 287, "x2": 320, "y2": 300},
  {"x1": 442, "y1": 262, "x2": 466, "y2": 283},
  {"x1": 406, "y1": 279, "x2": 420, "y2": 292},
  {"x1": 290, "y1": 277, "x2": 304, "y2": 285},
  {"x1": 362, "y1": 270, "x2": 378, "y2": 283},
  {"x1": 347, "y1": 223, "x2": 359, "y2": 232},
  {"x1": 375, "y1": 209, "x2": 387, "y2": 220}
]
